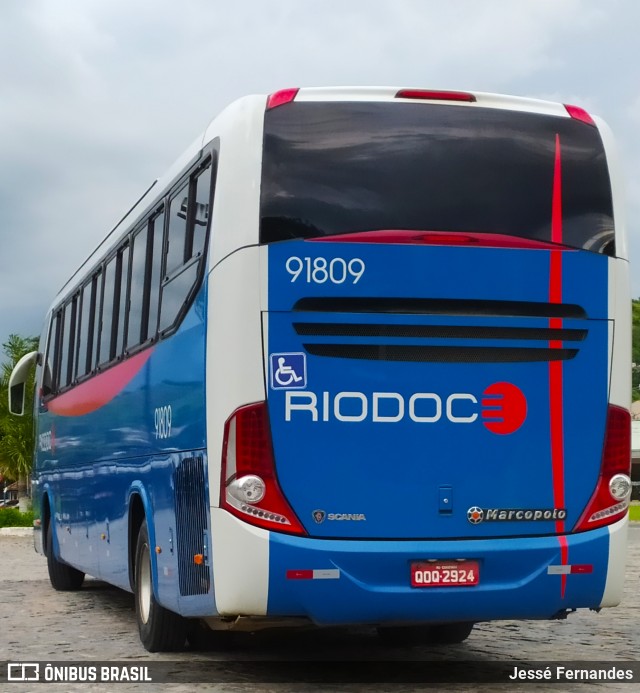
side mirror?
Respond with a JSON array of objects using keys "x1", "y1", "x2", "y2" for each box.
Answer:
[{"x1": 8, "y1": 351, "x2": 40, "y2": 416}]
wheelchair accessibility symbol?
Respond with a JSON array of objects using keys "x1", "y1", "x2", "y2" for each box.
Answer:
[{"x1": 270, "y1": 353, "x2": 307, "y2": 389}]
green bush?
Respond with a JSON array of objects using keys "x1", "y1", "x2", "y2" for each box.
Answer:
[{"x1": 0, "y1": 508, "x2": 34, "y2": 528}]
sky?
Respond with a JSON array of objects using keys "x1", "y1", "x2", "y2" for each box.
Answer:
[{"x1": 1, "y1": 0, "x2": 639, "y2": 355}]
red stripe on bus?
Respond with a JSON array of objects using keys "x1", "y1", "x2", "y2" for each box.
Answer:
[
  {"x1": 558, "y1": 536, "x2": 569, "y2": 597},
  {"x1": 549, "y1": 352, "x2": 565, "y2": 532},
  {"x1": 549, "y1": 134, "x2": 568, "y2": 596},
  {"x1": 47, "y1": 349, "x2": 153, "y2": 417}
]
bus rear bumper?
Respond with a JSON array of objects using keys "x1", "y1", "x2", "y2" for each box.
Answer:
[{"x1": 263, "y1": 517, "x2": 627, "y2": 625}]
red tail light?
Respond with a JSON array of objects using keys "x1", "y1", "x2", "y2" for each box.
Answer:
[
  {"x1": 221, "y1": 402, "x2": 306, "y2": 535},
  {"x1": 564, "y1": 104, "x2": 596, "y2": 127},
  {"x1": 396, "y1": 89, "x2": 476, "y2": 102},
  {"x1": 575, "y1": 405, "x2": 631, "y2": 532},
  {"x1": 267, "y1": 88, "x2": 299, "y2": 110}
]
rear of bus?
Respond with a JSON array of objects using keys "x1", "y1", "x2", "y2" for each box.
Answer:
[{"x1": 210, "y1": 88, "x2": 630, "y2": 633}]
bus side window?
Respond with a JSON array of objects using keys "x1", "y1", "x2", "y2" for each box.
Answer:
[
  {"x1": 69, "y1": 297, "x2": 78, "y2": 385},
  {"x1": 87, "y1": 268, "x2": 103, "y2": 373},
  {"x1": 75, "y1": 283, "x2": 88, "y2": 380},
  {"x1": 58, "y1": 298, "x2": 77, "y2": 390},
  {"x1": 76, "y1": 277, "x2": 96, "y2": 379},
  {"x1": 165, "y1": 184, "x2": 189, "y2": 278},
  {"x1": 158, "y1": 262, "x2": 200, "y2": 333},
  {"x1": 126, "y1": 225, "x2": 148, "y2": 350},
  {"x1": 157, "y1": 154, "x2": 216, "y2": 334},
  {"x1": 41, "y1": 354, "x2": 52, "y2": 398},
  {"x1": 147, "y1": 210, "x2": 165, "y2": 340},
  {"x1": 115, "y1": 243, "x2": 130, "y2": 358},
  {"x1": 98, "y1": 258, "x2": 117, "y2": 366},
  {"x1": 42, "y1": 312, "x2": 61, "y2": 397},
  {"x1": 189, "y1": 160, "x2": 213, "y2": 260}
]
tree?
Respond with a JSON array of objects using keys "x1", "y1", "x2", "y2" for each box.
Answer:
[{"x1": 0, "y1": 334, "x2": 39, "y2": 500}]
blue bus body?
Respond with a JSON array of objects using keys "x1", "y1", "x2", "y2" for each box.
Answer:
[{"x1": 15, "y1": 88, "x2": 630, "y2": 650}]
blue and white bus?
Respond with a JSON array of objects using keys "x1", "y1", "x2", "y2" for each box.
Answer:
[{"x1": 10, "y1": 87, "x2": 632, "y2": 651}]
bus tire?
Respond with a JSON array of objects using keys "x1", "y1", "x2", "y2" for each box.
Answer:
[
  {"x1": 46, "y1": 522, "x2": 85, "y2": 591},
  {"x1": 377, "y1": 621, "x2": 474, "y2": 646},
  {"x1": 135, "y1": 519, "x2": 187, "y2": 652},
  {"x1": 427, "y1": 621, "x2": 474, "y2": 644}
]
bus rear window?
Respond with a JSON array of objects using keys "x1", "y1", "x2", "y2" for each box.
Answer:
[{"x1": 260, "y1": 102, "x2": 614, "y2": 255}]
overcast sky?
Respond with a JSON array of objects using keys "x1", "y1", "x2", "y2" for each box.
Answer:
[{"x1": 1, "y1": 0, "x2": 639, "y2": 356}]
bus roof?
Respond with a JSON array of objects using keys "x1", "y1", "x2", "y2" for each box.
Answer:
[
  {"x1": 52, "y1": 87, "x2": 605, "y2": 308},
  {"x1": 285, "y1": 86, "x2": 574, "y2": 119}
]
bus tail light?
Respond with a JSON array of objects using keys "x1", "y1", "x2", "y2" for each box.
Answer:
[
  {"x1": 221, "y1": 402, "x2": 306, "y2": 535},
  {"x1": 266, "y1": 88, "x2": 299, "y2": 110},
  {"x1": 396, "y1": 89, "x2": 476, "y2": 102},
  {"x1": 575, "y1": 405, "x2": 631, "y2": 531},
  {"x1": 564, "y1": 104, "x2": 596, "y2": 127},
  {"x1": 310, "y1": 229, "x2": 561, "y2": 249}
]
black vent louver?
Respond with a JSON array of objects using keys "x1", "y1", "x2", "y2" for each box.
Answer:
[
  {"x1": 293, "y1": 297, "x2": 587, "y2": 319},
  {"x1": 174, "y1": 456, "x2": 210, "y2": 596},
  {"x1": 293, "y1": 298, "x2": 587, "y2": 364}
]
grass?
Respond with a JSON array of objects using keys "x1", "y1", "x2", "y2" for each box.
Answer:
[
  {"x1": 0, "y1": 508, "x2": 34, "y2": 528},
  {"x1": 629, "y1": 504, "x2": 640, "y2": 522}
]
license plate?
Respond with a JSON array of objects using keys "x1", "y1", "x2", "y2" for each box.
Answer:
[{"x1": 411, "y1": 560, "x2": 479, "y2": 587}]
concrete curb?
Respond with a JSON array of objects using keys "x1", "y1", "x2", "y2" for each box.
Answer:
[{"x1": 0, "y1": 527, "x2": 33, "y2": 536}]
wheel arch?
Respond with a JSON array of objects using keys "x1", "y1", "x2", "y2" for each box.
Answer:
[
  {"x1": 41, "y1": 487, "x2": 54, "y2": 556},
  {"x1": 127, "y1": 483, "x2": 155, "y2": 593}
]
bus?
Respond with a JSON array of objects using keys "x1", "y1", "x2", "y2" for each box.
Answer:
[{"x1": 9, "y1": 87, "x2": 632, "y2": 651}]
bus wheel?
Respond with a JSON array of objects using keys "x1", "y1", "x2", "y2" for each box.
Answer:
[
  {"x1": 377, "y1": 622, "x2": 474, "y2": 646},
  {"x1": 135, "y1": 519, "x2": 187, "y2": 652},
  {"x1": 46, "y1": 522, "x2": 85, "y2": 591}
]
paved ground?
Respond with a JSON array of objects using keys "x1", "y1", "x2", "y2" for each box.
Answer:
[{"x1": 0, "y1": 527, "x2": 638, "y2": 692}]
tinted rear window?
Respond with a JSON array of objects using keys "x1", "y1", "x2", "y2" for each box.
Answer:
[{"x1": 260, "y1": 102, "x2": 614, "y2": 254}]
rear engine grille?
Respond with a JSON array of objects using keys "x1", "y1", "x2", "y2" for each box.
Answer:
[
  {"x1": 293, "y1": 297, "x2": 587, "y2": 319},
  {"x1": 294, "y1": 323, "x2": 586, "y2": 341},
  {"x1": 293, "y1": 298, "x2": 587, "y2": 364},
  {"x1": 304, "y1": 344, "x2": 578, "y2": 363}
]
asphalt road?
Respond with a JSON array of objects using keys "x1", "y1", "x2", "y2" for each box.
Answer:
[{"x1": 0, "y1": 526, "x2": 638, "y2": 692}]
